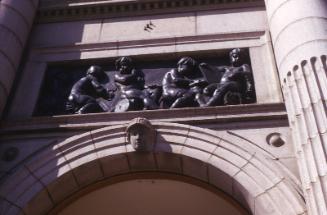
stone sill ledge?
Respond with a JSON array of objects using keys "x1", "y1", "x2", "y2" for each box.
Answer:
[
  {"x1": 37, "y1": 0, "x2": 265, "y2": 23},
  {"x1": 0, "y1": 103, "x2": 287, "y2": 134}
]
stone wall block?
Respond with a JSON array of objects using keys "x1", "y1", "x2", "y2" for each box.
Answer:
[
  {"x1": 196, "y1": 10, "x2": 267, "y2": 35},
  {"x1": 100, "y1": 14, "x2": 196, "y2": 42},
  {"x1": 31, "y1": 21, "x2": 101, "y2": 47}
]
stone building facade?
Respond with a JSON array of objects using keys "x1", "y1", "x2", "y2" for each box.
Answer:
[{"x1": 0, "y1": 0, "x2": 326, "y2": 214}]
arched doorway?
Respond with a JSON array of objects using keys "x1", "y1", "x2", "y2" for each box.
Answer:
[
  {"x1": 0, "y1": 122, "x2": 305, "y2": 215},
  {"x1": 52, "y1": 173, "x2": 249, "y2": 215}
]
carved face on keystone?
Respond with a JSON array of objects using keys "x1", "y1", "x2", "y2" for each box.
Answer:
[
  {"x1": 128, "y1": 126, "x2": 147, "y2": 151},
  {"x1": 126, "y1": 118, "x2": 156, "y2": 152}
]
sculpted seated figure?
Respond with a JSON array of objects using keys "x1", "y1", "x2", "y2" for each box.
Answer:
[
  {"x1": 162, "y1": 57, "x2": 207, "y2": 108},
  {"x1": 66, "y1": 65, "x2": 111, "y2": 114},
  {"x1": 197, "y1": 48, "x2": 255, "y2": 107},
  {"x1": 114, "y1": 56, "x2": 160, "y2": 112}
]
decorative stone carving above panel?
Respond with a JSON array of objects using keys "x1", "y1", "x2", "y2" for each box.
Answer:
[{"x1": 37, "y1": 0, "x2": 265, "y2": 23}]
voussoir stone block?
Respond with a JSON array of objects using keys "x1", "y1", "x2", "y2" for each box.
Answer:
[
  {"x1": 181, "y1": 156, "x2": 208, "y2": 182},
  {"x1": 181, "y1": 146, "x2": 212, "y2": 163},
  {"x1": 46, "y1": 172, "x2": 79, "y2": 204},
  {"x1": 208, "y1": 164, "x2": 233, "y2": 196},
  {"x1": 183, "y1": 135, "x2": 218, "y2": 154},
  {"x1": 99, "y1": 154, "x2": 130, "y2": 178},
  {"x1": 242, "y1": 162, "x2": 275, "y2": 191},
  {"x1": 155, "y1": 153, "x2": 182, "y2": 174},
  {"x1": 73, "y1": 161, "x2": 104, "y2": 187},
  {"x1": 254, "y1": 193, "x2": 279, "y2": 215},
  {"x1": 208, "y1": 154, "x2": 240, "y2": 177},
  {"x1": 127, "y1": 152, "x2": 156, "y2": 171},
  {"x1": 0, "y1": 167, "x2": 41, "y2": 206},
  {"x1": 23, "y1": 189, "x2": 53, "y2": 215}
]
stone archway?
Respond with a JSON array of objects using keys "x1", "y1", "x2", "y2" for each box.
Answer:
[{"x1": 0, "y1": 122, "x2": 306, "y2": 215}]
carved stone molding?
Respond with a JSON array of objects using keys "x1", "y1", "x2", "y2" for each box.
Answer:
[{"x1": 37, "y1": 0, "x2": 265, "y2": 23}]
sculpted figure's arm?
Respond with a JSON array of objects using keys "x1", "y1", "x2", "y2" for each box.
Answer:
[
  {"x1": 114, "y1": 72, "x2": 137, "y2": 84},
  {"x1": 170, "y1": 71, "x2": 190, "y2": 88},
  {"x1": 87, "y1": 75, "x2": 109, "y2": 99},
  {"x1": 242, "y1": 64, "x2": 254, "y2": 93}
]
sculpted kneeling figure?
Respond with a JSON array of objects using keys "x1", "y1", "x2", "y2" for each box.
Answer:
[
  {"x1": 162, "y1": 57, "x2": 207, "y2": 108},
  {"x1": 114, "y1": 56, "x2": 160, "y2": 112},
  {"x1": 66, "y1": 65, "x2": 111, "y2": 114},
  {"x1": 197, "y1": 48, "x2": 255, "y2": 106}
]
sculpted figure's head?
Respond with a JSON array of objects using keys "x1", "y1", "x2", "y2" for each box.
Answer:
[
  {"x1": 177, "y1": 57, "x2": 197, "y2": 76},
  {"x1": 229, "y1": 48, "x2": 247, "y2": 67},
  {"x1": 126, "y1": 118, "x2": 156, "y2": 152},
  {"x1": 115, "y1": 56, "x2": 134, "y2": 74},
  {"x1": 87, "y1": 65, "x2": 105, "y2": 80}
]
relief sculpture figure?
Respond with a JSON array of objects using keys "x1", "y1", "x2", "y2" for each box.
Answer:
[
  {"x1": 66, "y1": 65, "x2": 112, "y2": 114},
  {"x1": 162, "y1": 57, "x2": 207, "y2": 108},
  {"x1": 197, "y1": 48, "x2": 255, "y2": 106},
  {"x1": 114, "y1": 56, "x2": 160, "y2": 112}
]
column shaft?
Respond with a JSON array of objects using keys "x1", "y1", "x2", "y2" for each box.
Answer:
[
  {"x1": 265, "y1": 0, "x2": 327, "y2": 214},
  {"x1": 0, "y1": 0, "x2": 39, "y2": 115}
]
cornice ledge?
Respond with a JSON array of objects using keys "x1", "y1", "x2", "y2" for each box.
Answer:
[
  {"x1": 0, "y1": 103, "x2": 287, "y2": 136},
  {"x1": 37, "y1": 0, "x2": 265, "y2": 23}
]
